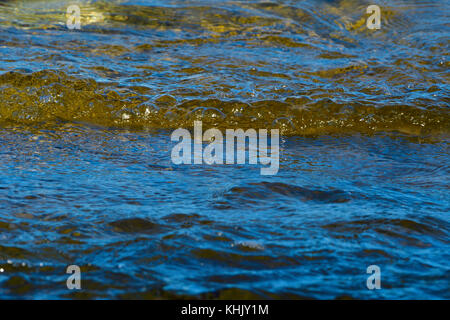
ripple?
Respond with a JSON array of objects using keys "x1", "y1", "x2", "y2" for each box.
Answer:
[
  {"x1": 224, "y1": 182, "x2": 352, "y2": 204},
  {"x1": 108, "y1": 218, "x2": 163, "y2": 234}
]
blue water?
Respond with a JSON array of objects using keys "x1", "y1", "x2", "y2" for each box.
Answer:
[{"x1": 0, "y1": 0, "x2": 449, "y2": 299}]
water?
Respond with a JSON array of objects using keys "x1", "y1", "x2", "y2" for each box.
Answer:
[{"x1": 0, "y1": 0, "x2": 449, "y2": 299}]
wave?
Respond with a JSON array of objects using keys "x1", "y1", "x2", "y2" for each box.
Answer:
[{"x1": 0, "y1": 70, "x2": 448, "y2": 136}]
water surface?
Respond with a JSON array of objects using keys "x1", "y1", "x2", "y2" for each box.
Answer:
[{"x1": 0, "y1": 0, "x2": 449, "y2": 299}]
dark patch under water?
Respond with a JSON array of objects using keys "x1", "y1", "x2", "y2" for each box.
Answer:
[{"x1": 0, "y1": 0, "x2": 449, "y2": 299}]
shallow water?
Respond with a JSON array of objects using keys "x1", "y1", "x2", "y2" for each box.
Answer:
[{"x1": 0, "y1": 0, "x2": 449, "y2": 299}]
